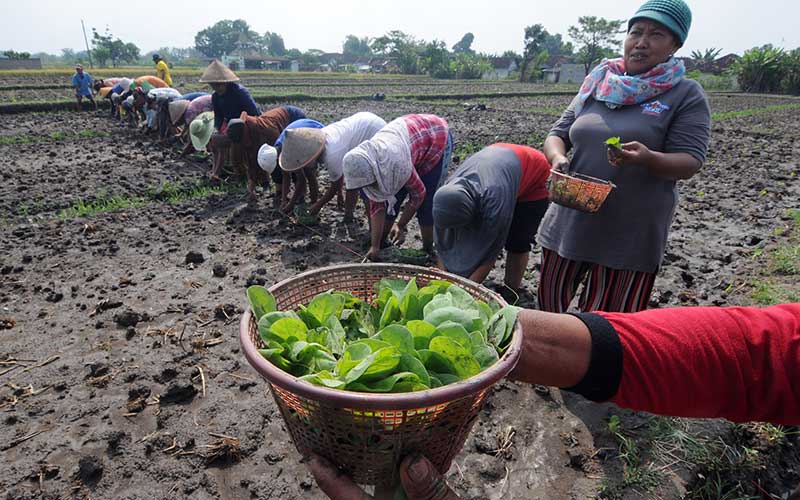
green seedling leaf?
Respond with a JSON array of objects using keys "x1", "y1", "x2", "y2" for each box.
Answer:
[
  {"x1": 247, "y1": 286, "x2": 277, "y2": 321},
  {"x1": 299, "y1": 371, "x2": 347, "y2": 389},
  {"x1": 269, "y1": 317, "x2": 308, "y2": 343},
  {"x1": 406, "y1": 320, "x2": 437, "y2": 350},
  {"x1": 425, "y1": 306, "x2": 480, "y2": 330},
  {"x1": 308, "y1": 292, "x2": 341, "y2": 324},
  {"x1": 337, "y1": 342, "x2": 373, "y2": 379},
  {"x1": 433, "y1": 321, "x2": 472, "y2": 350},
  {"x1": 344, "y1": 346, "x2": 401, "y2": 384},
  {"x1": 418, "y1": 349, "x2": 456, "y2": 375},
  {"x1": 258, "y1": 349, "x2": 307, "y2": 376},
  {"x1": 375, "y1": 325, "x2": 415, "y2": 354},
  {"x1": 398, "y1": 353, "x2": 430, "y2": 387},
  {"x1": 605, "y1": 136, "x2": 623, "y2": 150},
  {"x1": 325, "y1": 316, "x2": 347, "y2": 356},
  {"x1": 297, "y1": 305, "x2": 323, "y2": 329},
  {"x1": 258, "y1": 311, "x2": 298, "y2": 344},
  {"x1": 470, "y1": 331, "x2": 499, "y2": 369},
  {"x1": 379, "y1": 296, "x2": 401, "y2": 329},
  {"x1": 487, "y1": 306, "x2": 521, "y2": 351},
  {"x1": 446, "y1": 285, "x2": 479, "y2": 314},
  {"x1": 430, "y1": 372, "x2": 461, "y2": 385},
  {"x1": 429, "y1": 337, "x2": 481, "y2": 380},
  {"x1": 347, "y1": 372, "x2": 424, "y2": 393}
]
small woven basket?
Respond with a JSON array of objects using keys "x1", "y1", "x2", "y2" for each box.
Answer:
[
  {"x1": 239, "y1": 263, "x2": 523, "y2": 487},
  {"x1": 548, "y1": 168, "x2": 616, "y2": 213}
]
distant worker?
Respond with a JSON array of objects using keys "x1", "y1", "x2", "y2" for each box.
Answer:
[
  {"x1": 224, "y1": 105, "x2": 308, "y2": 202},
  {"x1": 153, "y1": 54, "x2": 173, "y2": 87},
  {"x1": 71, "y1": 64, "x2": 96, "y2": 111},
  {"x1": 278, "y1": 112, "x2": 387, "y2": 221}
]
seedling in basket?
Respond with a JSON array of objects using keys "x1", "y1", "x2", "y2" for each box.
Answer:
[{"x1": 246, "y1": 278, "x2": 520, "y2": 393}]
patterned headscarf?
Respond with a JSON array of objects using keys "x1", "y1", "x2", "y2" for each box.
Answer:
[
  {"x1": 343, "y1": 123, "x2": 413, "y2": 215},
  {"x1": 572, "y1": 57, "x2": 685, "y2": 116}
]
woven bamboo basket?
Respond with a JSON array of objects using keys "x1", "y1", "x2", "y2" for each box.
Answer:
[
  {"x1": 239, "y1": 263, "x2": 523, "y2": 487},
  {"x1": 548, "y1": 168, "x2": 616, "y2": 213}
]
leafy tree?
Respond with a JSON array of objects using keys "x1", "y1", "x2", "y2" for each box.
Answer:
[
  {"x1": 420, "y1": 40, "x2": 453, "y2": 78},
  {"x1": 568, "y1": 16, "x2": 624, "y2": 74},
  {"x1": 343, "y1": 35, "x2": 372, "y2": 58},
  {"x1": 691, "y1": 48, "x2": 722, "y2": 65},
  {"x1": 371, "y1": 31, "x2": 421, "y2": 74},
  {"x1": 195, "y1": 19, "x2": 262, "y2": 57},
  {"x1": 263, "y1": 32, "x2": 286, "y2": 56},
  {"x1": 91, "y1": 28, "x2": 140, "y2": 68},
  {"x1": 285, "y1": 48, "x2": 302, "y2": 59},
  {"x1": 61, "y1": 48, "x2": 77, "y2": 62},
  {"x1": 2, "y1": 50, "x2": 31, "y2": 60},
  {"x1": 542, "y1": 32, "x2": 573, "y2": 58},
  {"x1": 735, "y1": 45, "x2": 786, "y2": 93},
  {"x1": 519, "y1": 24, "x2": 547, "y2": 82},
  {"x1": 783, "y1": 48, "x2": 800, "y2": 95},
  {"x1": 452, "y1": 33, "x2": 475, "y2": 54},
  {"x1": 453, "y1": 53, "x2": 492, "y2": 79}
]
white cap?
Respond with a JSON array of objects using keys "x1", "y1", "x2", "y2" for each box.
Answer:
[
  {"x1": 257, "y1": 144, "x2": 278, "y2": 173},
  {"x1": 119, "y1": 78, "x2": 133, "y2": 91},
  {"x1": 124, "y1": 95, "x2": 134, "y2": 106}
]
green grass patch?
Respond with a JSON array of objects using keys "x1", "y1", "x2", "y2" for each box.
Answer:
[
  {"x1": 57, "y1": 180, "x2": 243, "y2": 221},
  {"x1": 711, "y1": 103, "x2": 800, "y2": 121},
  {"x1": 0, "y1": 130, "x2": 108, "y2": 146},
  {"x1": 750, "y1": 280, "x2": 800, "y2": 305}
]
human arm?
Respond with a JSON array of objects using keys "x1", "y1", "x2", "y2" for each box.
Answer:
[
  {"x1": 467, "y1": 259, "x2": 497, "y2": 285},
  {"x1": 608, "y1": 85, "x2": 710, "y2": 181},
  {"x1": 240, "y1": 87, "x2": 260, "y2": 117},
  {"x1": 367, "y1": 206, "x2": 387, "y2": 261},
  {"x1": 309, "y1": 178, "x2": 343, "y2": 215},
  {"x1": 607, "y1": 144, "x2": 701, "y2": 180},
  {"x1": 388, "y1": 169, "x2": 425, "y2": 244},
  {"x1": 543, "y1": 136, "x2": 570, "y2": 171},
  {"x1": 509, "y1": 305, "x2": 800, "y2": 425}
]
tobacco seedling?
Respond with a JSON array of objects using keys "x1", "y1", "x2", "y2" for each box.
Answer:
[
  {"x1": 246, "y1": 278, "x2": 520, "y2": 393},
  {"x1": 605, "y1": 137, "x2": 623, "y2": 150}
]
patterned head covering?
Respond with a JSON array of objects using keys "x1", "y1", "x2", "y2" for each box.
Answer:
[{"x1": 343, "y1": 125, "x2": 413, "y2": 215}]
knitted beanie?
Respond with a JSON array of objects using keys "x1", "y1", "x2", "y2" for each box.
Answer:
[{"x1": 629, "y1": 0, "x2": 692, "y2": 45}]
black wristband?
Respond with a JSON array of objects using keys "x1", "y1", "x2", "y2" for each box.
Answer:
[{"x1": 564, "y1": 313, "x2": 623, "y2": 402}]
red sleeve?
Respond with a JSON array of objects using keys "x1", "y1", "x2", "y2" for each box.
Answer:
[
  {"x1": 597, "y1": 305, "x2": 800, "y2": 425},
  {"x1": 492, "y1": 143, "x2": 550, "y2": 202}
]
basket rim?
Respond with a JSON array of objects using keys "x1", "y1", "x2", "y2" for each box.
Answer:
[
  {"x1": 550, "y1": 168, "x2": 617, "y2": 189},
  {"x1": 239, "y1": 263, "x2": 523, "y2": 410}
]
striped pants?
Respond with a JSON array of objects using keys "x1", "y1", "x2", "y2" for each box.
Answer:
[{"x1": 537, "y1": 248, "x2": 656, "y2": 313}]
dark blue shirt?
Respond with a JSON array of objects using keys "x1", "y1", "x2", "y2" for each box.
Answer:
[
  {"x1": 212, "y1": 83, "x2": 259, "y2": 130},
  {"x1": 284, "y1": 105, "x2": 306, "y2": 124}
]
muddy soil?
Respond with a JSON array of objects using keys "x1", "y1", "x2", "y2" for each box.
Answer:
[{"x1": 0, "y1": 93, "x2": 798, "y2": 500}]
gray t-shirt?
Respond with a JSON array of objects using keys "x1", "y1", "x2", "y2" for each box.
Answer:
[
  {"x1": 537, "y1": 79, "x2": 711, "y2": 272},
  {"x1": 435, "y1": 146, "x2": 521, "y2": 277}
]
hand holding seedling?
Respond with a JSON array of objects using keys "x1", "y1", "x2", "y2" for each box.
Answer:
[
  {"x1": 308, "y1": 452, "x2": 460, "y2": 500},
  {"x1": 607, "y1": 139, "x2": 654, "y2": 167}
]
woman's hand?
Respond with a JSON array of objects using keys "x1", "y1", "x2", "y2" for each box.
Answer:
[
  {"x1": 551, "y1": 155, "x2": 570, "y2": 172},
  {"x1": 607, "y1": 141, "x2": 655, "y2": 167},
  {"x1": 388, "y1": 222, "x2": 406, "y2": 245}
]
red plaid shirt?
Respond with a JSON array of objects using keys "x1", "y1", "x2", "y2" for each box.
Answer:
[
  {"x1": 404, "y1": 114, "x2": 449, "y2": 176},
  {"x1": 367, "y1": 114, "x2": 449, "y2": 216}
]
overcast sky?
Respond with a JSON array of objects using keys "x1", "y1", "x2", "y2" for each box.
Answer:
[{"x1": 2, "y1": 0, "x2": 797, "y2": 57}]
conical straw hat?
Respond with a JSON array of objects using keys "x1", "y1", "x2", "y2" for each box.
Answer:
[
  {"x1": 199, "y1": 59, "x2": 240, "y2": 83},
  {"x1": 169, "y1": 99, "x2": 190, "y2": 125},
  {"x1": 279, "y1": 128, "x2": 326, "y2": 172}
]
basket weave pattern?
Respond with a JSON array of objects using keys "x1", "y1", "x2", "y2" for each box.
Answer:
[
  {"x1": 240, "y1": 264, "x2": 522, "y2": 486},
  {"x1": 548, "y1": 169, "x2": 615, "y2": 213}
]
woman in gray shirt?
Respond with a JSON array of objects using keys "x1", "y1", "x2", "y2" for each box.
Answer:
[{"x1": 537, "y1": 0, "x2": 710, "y2": 313}]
